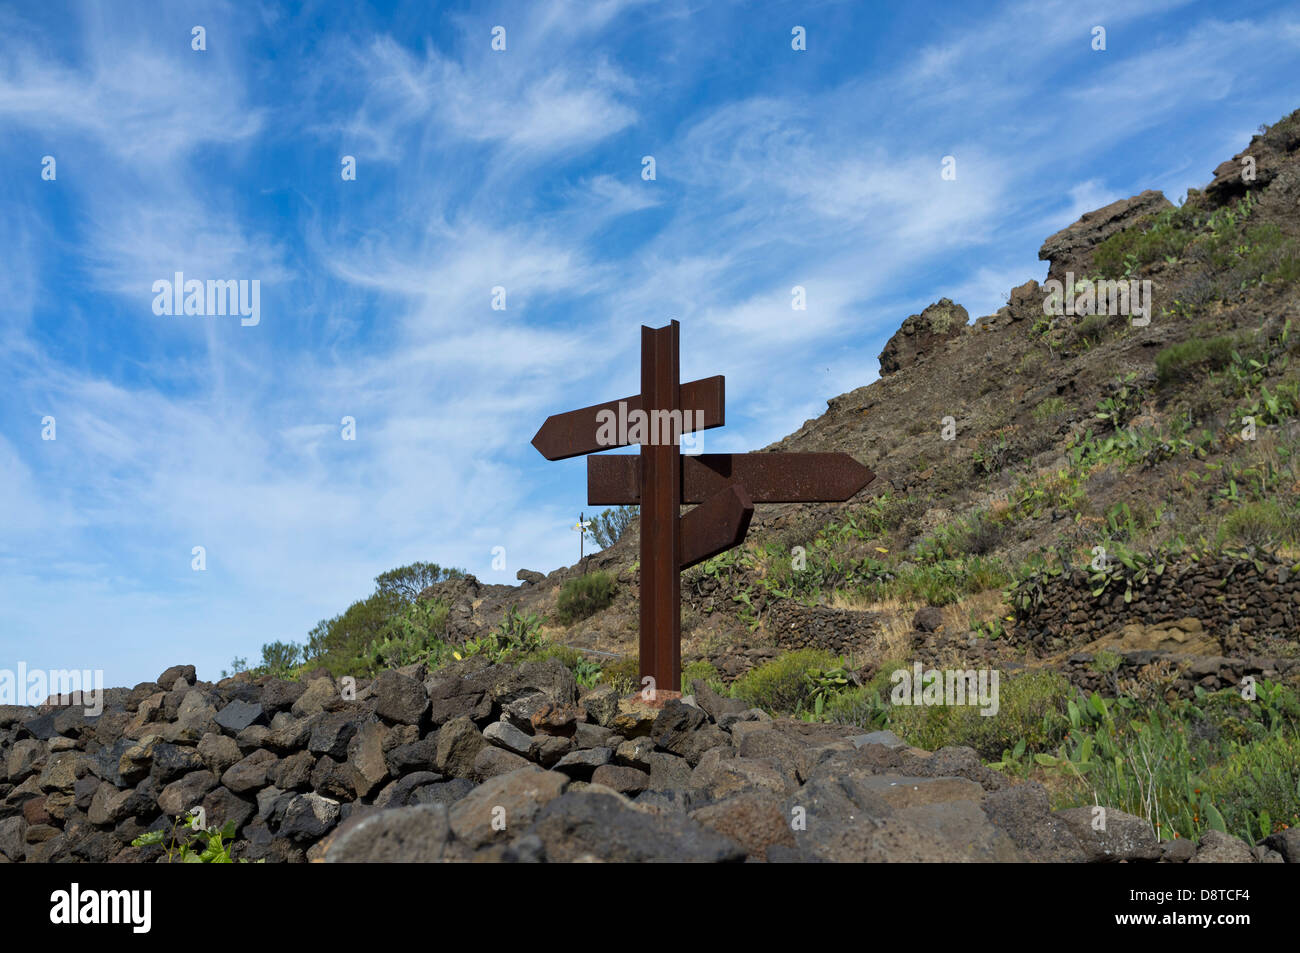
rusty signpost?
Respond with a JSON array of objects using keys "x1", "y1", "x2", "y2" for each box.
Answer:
[{"x1": 532, "y1": 320, "x2": 875, "y2": 695}]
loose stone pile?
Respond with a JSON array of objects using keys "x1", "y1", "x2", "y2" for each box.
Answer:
[{"x1": 2, "y1": 659, "x2": 1296, "y2": 863}]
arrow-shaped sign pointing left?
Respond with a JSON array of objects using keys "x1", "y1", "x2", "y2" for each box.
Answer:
[{"x1": 531, "y1": 375, "x2": 725, "y2": 461}]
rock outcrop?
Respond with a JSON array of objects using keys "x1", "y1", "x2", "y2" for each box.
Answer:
[
  {"x1": 878, "y1": 298, "x2": 969, "y2": 375},
  {"x1": 1037, "y1": 189, "x2": 1172, "y2": 282}
]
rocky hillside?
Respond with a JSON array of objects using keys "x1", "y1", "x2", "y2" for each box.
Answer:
[
  {"x1": 429, "y1": 107, "x2": 1300, "y2": 695},
  {"x1": 4, "y1": 109, "x2": 1300, "y2": 863}
]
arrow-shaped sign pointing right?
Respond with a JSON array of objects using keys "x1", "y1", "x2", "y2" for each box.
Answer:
[{"x1": 587, "y1": 452, "x2": 875, "y2": 505}]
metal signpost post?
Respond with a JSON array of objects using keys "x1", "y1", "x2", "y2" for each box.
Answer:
[{"x1": 533, "y1": 319, "x2": 875, "y2": 696}]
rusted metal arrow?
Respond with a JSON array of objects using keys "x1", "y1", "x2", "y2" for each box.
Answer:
[
  {"x1": 586, "y1": 453, "x2": 875, "y2": 505},
  {"x1": 531, "y1": 319, "x2": 875, "y2": 695},
  {"x1": 531, "y1": 376, "x2": 725, "y2": 460},
  {"x1": 680, "y1": 484, "x2": 753, "y2": 570}
]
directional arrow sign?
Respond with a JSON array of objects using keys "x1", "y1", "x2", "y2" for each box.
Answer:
[
  {"x1": 680, "y1": 484, "x2": 753, "y2": 570},
  {"x1": 531, "y1": 375, "x2": 725, "y2": 461},
  {"x1": 586, "y1": 452, "x2": 875, "y2": 505},
  {"x1": 530, "y1": 319, "x2": 877, "y2": 696}
]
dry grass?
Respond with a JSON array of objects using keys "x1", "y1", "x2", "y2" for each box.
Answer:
[
  {"x1": 824, "y1": 593, "x2": 914, "y2": 664},
  {"x1": 876, "y1": 612, "x2": 914, "y2": 662},
  {"x1": 827, "y1": 589, "x2": 877, "y2": 612},
  {"x1": 941, "y1": 589, "x2": 1010, "y2": 633}
]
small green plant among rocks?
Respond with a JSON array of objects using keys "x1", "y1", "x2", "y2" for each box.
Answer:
[
  {"x1": 1155, "y1": 334, "x2": 1239, "y2": 384},
  {"x1": 132, "y1": 812, "x2": 257, "y2": 863},
  {"x1": 1088, "y1": 543, "x2": 1166, "y2": 604},
  {"x1": 1091, "y1": 649, "x2": 1123, "y2": 675},
  {"x1": 732, "y1": 649, "x2": 839, "y2": 713},
  {"x1": 1031, "y1": 396, "x2": 1069, "y2": 425},
  {"x1": 458, "y1": 605, "x2": 544, "y2": 661},
  {"x1": 803, "y1": 665, "x2": 859, "y2": 719},
  {"x1": 682, "y1": 659, "x2": 726, "y2": 695},
  {"x1": 571, "y1": 656, "x2": 603, "y2": 688},
  {"x1": 599, "y1": 655, "x2": 640, "y2": 695}
]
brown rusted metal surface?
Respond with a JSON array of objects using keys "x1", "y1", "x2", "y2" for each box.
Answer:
[
  {"x1": 586, "y1": 452, "x2": 875, "y2": 505},
  {"x1": 531, "y1": 375, "x2": 724, "y2": 461},
  {"x1": 679, "y1": 484, "x2": 753, "y2": 569},
  {"x1": 639, "y1": 321, "x2": 682, "y2": 695},
  {"x1": 531, "y1": 319, "x2": 876, "y2": 694}
]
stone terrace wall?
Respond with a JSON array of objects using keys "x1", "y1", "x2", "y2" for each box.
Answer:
[
  {"x1": 1014, "y1": 552, "x2": 1300, "y2": 659},
  {"x1": 766, "y1": 603, "x2": 886, "y2": 657}
]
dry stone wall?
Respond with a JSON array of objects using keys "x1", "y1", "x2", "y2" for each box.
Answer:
[
  {"x1": 1015, "y1": 552, "x2": 1300, "y2": 658},
  {"x1": 6, "y1": 656, "x2": 1288, "y2": 863},
  {"x1": 1013, "y1": 552, "x2": 1300, "y2": 697},
  {"x1": 767, "y1": 603, "x2": 886, "y2": 656}
]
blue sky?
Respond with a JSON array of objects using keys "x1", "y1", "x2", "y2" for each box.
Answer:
[{"x1": 2, "y1": 0, "x2": 1298, "y2": 687}]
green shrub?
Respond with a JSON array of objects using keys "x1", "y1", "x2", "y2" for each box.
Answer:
[
  {"x1": 1201, "y1": 731, "x2": 1300, "y2": 843},
  {"x1": 1155, "y1": 335, "x2": 1237, "y2": 385},
  {"x1": 258, "y1": 641, "x2": 302, "y2": 677},
  {"x1": 303, "y1": 559, "x2": 466, "y2": 675},
  {"x1": 1053, "y1": 685, "x2": 1300, "y2": 844},
  {"x1": 823, "y1": 685, "x2": 891, "y2": 728},
  {"x1": 1215, "y1": 500, "x2": 1298, "y2": 551},
  {"x1": 881, "y1": 669, "x2": 1072, "y2": 760},
  {"x1": 1094, "y1": 205, "x2": 1197, "y2": 277},
  {"x1": 352, "y1": 600, "x2": 452, "y2": 676},
  {"x1": 554, "y1": 572, "x2": 617, "y2": 624},
  {"x1": 682, "y1": 659, "x2": 725, "y2": 695},
  {"x1": 374, "y1": 562, "x2": 465, "y2": 601},
  {"x1": 307, "y1": 590, "x2": 406, "y2": 676},
  {"x1": 920, "y1": 511, "x2": 1007, "y2": 559},
  {"x1": 733, "y1": 649, "x2": 838, "y2": 714},
  {"x1": 1031, "y1": 396, "x2": 1068, "y2": 425},
  {"x1": 828, "y1": 667, "x2": 1072, "y2": 760},
  {"x1": 879, "y1": 556, "x2": 1011, "y2": 607},
  {"x1": 1217, "y1": 222, "x2": 1300, "y2": 289},
  {"x1": 1075, "y1": 312, "x2": 1119, "y2": 343},
  {"x1": 823, "y1": 660, "x2": 911, "y2": 728},
  {"x1": 1091, "y1": 649, "x2": 1123, "y2": 675}
]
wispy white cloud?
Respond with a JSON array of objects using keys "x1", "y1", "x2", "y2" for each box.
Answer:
[{"x1": 0, "y1": 14, "x2": 263, "y2": 162}]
